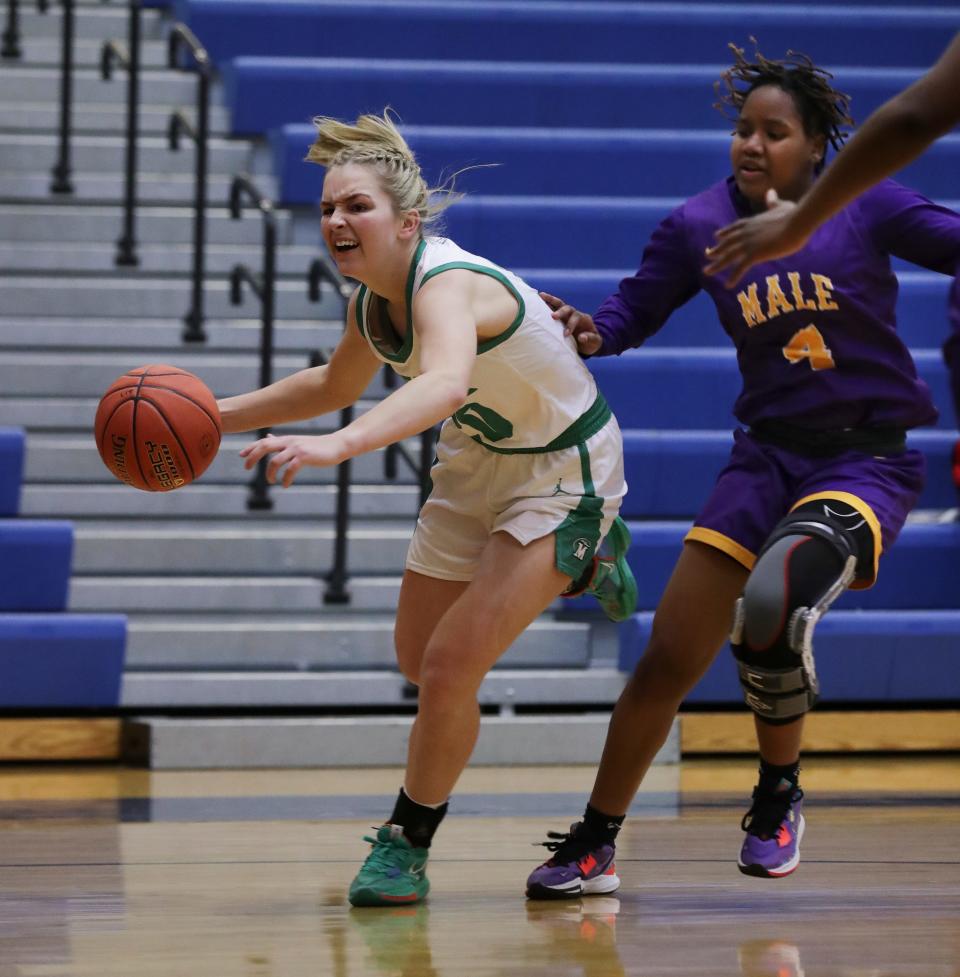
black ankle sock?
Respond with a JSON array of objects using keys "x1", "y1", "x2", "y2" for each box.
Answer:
[
  {"x1": 389, "y1": 788, "x2": 449, "y2": 849},
  {"x1": 758, "y1": 759, "x2": 800, "y2": 794},
  {"x1": 582, "y1": 803, "x2": 625, "y2": 844}
]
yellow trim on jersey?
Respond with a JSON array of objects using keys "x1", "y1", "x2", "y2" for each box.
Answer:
[
  {"x1": 791, "y1": 490, "x2": 882, "y2": 588},
  {"x1": 684, "y1": 527, "x2": 756, "y2": 570}
]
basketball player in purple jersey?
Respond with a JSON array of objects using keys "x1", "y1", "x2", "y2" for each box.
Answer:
[
  {"x1": 525, "y1": 43, "x2": 960, "y2": 898},
  {"x1": 705, "y1": 33, "x2": 960, "y2": 283}
]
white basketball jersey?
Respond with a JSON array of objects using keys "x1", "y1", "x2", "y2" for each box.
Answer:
[{"x1": 354, "y1": 237, "x2": 610, "y2": 453}]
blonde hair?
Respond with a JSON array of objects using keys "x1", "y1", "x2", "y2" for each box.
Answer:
[{"x1": 305, "y1": 109, "x2": 460, "y2": 235}]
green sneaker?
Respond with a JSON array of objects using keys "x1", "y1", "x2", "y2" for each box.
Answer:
[
  {"x1": 586, "y1": 517, "x2": 638, "y2": 623},
  {"x1": 348, "y1": 825, "x2": 430, "y2": 907}
]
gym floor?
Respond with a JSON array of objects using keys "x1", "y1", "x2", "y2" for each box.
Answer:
[{"x1": 0, "y1": 756, "x2": 957, "y2": 976}]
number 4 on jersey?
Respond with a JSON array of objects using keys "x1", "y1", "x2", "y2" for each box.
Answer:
[{"x1": 782, "y1": 325, "x2": 835, "y2": 371}]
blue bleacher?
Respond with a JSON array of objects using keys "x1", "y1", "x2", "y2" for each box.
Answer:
[
  {"x1": 222, "y1": 58, "x2": 923, "y2": 138},
  {"x1": 621, "y1": 429, "x2": 960, "y2": 518},
  {"x1": 0, "y1": 428, "x2": 25, "y2": 517},
  {"x1": 176, "y1": 1, "x2": 951, "y2": 69},
  {"x1": 0, "y1": 519, "x2": 73, "y2": 612},
  {"x1": 272, "y1": 124, "x2": 960, "y2": 207},
  {"x1": 0, "y1": 615, "x2": 127, "y2": 708},
  {"x1": 172, "y1": 0, "x2": 960, "y2": 711},
  {"x1": 589, "y1": 348, "x2": 958, "y2": 430},
  {"x1": 569, "y1": 520, "x2": 960, "y2": 615},
  {"x1": 621, "y1": 611, "x2": 960, "y2": 705},
  {"x1": 0, "y1": 429, "x2": 126, "y2": 707}
]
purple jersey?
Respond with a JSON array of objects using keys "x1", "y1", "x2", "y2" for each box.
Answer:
[
  {"x1": 594, "y1": 177, "x2": 960, "y2": 431},
  {"x1": 944, "y1": 269, "x2": 960, "y2": 423}
]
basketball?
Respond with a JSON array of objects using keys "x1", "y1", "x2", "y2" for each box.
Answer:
[{"x1": 94, "y1": 364, "x2": 222, "y2": 491}]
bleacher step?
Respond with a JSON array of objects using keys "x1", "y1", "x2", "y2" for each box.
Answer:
[
  {"x1": 124, "y1": 613, "x2": 591, "y2": 670},
  {"x1": 27, "y1": 436, "x2": 418, "y2": 485},
  {"x1": 121, "y1": 667, "x2": 626, "y2": 708},
  {"x1": 72, "y1": 519, "x2": 415, "y2": 574},
  {"x1": 0, "y1": 242, "x2": 320, "y2": 277},
  {"x1": 0, "y1": 66, "x2": 203, "y2": 104},
  {"x1": 25, "y1": 483, "x2": 418, "y2": 519},
  {"x1": 72, "y1": 574, "x2": 403, "y2": 613},
  {"x1": 122, "y1": 712, "x2": 676, "y2": 769}
]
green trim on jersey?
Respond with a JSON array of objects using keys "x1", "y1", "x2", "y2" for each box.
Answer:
[
  {"x1": 419, "y1": 261, "x2": 526, "y2": 353},
  {"x1": 466, "y1": 391, "x2": 611, "y2": 455},
  {"x1": 554, "y1": 441, "x2": 605, "y2": 580},
  {"x1": 356, "y1": 240, "x2": 427, "y2": 364}
]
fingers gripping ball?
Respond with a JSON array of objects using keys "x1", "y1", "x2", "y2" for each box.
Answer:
[{"x1": 94, "y1": 365, "x2": 221, "y2": 491}]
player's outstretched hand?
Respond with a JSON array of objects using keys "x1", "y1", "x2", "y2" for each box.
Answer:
[
  {"x1": 240, "y1": 432, "x2": 348, "y2": 488},
  {"x1": 704, "y1": 190, "x2": 807, "y2": 288},
  {"x1": 539, "y1": 291, "x2": 602, "y2": 356}
]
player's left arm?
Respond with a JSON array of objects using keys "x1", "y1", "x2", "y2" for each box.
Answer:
[{"x1": 243, "y1": 273, "x2": 476, "y2": 487}]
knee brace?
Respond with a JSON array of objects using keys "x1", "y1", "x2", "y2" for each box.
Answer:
[{"x1": 730, "y1": 501, "x2": 865, "y2": 723}]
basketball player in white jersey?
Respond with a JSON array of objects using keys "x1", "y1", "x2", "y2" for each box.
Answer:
[{"x1": 216, "y1": 111, "x2": 636, "y2": 906}]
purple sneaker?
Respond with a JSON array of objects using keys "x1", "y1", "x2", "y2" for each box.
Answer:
[
  {"x1": 526, "y1": 822, "x2": 621, "y2": 899},
  {"x1": 738, "y1": 785, "x2": 805, "y2": 878}
]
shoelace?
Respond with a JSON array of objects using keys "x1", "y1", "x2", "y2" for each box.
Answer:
[
  {"x1": 360, "y1": 833, "x2": 410, "y2": 874},
  {"x1": 535, "y1": 824, "x2": 597, "y2": 862},
  {"x1": 741, "y1": 787, "x2": 804, "y2": 839}
]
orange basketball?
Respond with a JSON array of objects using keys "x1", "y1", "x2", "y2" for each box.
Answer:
[{"x1": 94, "y1": 364, "x2": 221, "y2": 491}]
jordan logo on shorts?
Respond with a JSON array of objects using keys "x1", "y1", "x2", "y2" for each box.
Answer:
[
  {"x1": 552, "y1": 479, "x2": 576, "y2": 497},
  {"x1": 573, "y1": 538, "x2": 591, "y2": 560}
]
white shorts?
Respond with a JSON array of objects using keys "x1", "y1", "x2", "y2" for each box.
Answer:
[{"x1": 406, "y1": 415, "x2": 626, "y2": 582}]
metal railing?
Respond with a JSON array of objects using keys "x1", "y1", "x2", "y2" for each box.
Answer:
[
  {"x1": 167, "y1": 22, "x2": 213, "y2": 343},
  {"x1": 100, "y1": 0, "x2": 142, "y2": 266},
  {"x1": 2, "y1": 0, "x2": 47, "y2": 59},
  {"x1": 383, "y1": 369, "x2": 437, "y2": 510},
  {"x1": 307, "y1": 256, "x2": 355, "y2": 604},
  {"x1": 228, "y1": 174, "x2": 277, "y2": 512}
]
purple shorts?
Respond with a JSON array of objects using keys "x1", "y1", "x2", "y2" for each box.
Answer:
[{"x1": 686, "y1": 429, "x2": 926, "y2": 587}]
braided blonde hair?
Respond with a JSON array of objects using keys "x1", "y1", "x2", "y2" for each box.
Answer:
[{"x1": 306, "y1": 109, "x2": 460, "y2": 235}]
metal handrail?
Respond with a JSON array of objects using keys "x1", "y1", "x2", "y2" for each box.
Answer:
[
  {"x1": 48, "y1": 0, "x2": 74, "y2": 193},
  {"x1": 228, "y1": 174, "x2": 277, "y2": 512},
  {"x1": 2, "y1": 0, "x2": 48, "y2": 61},
  {"x1": 383, "y1": 367, "x2": 437, "y2": 510},
  {"x1": 167, "y1": 22, "x2": 213, "y2": 343},
  {"x1": 307, "y1": 256, "x2": 353, "y2": 605},
  {"x1": 100, "y1": 1, "x2": 142, "y2": 266}
]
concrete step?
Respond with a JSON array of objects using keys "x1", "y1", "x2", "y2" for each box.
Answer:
[
  {"x1": 0, "y1": 315, "x2": 339, "y2": 354},
  {"x1": 0, "y1": 167, "x2": 264, "y2": 205},
  {"x1": 121, "y1": 667, "x2": 627, "y2": 708},
  {"x1": 0, "y1": 351, "x2": 395, "y2": 399},
  {"x1": 29, "y1": 437, "x2": 419, "y2": 485},
  {"x1": 0, "y1": 274, "x2": 335, "y2": 319},
  {"x1": 123, "y1": 613, "x2": 592, "y2": 670},
  {"x1": 124, "y1": 711, "x2": 674, "y2": 769},
  {"x1": 0, "y1": 241, "x2": 321, "y2": 276},
  {"x1": 0, "y1": 102, "x2": 231, "y2": 137},
  {"x1": 0, "y1": 66, "x2": 211, "y2": 105},
  {"x1": 15, "y1": 6, "x2": 165, "y2": 40},
  {"x1": 12, "y1": 37, "x2": 182, "y2": 70},
  {"x1": 2, "y1": 134, "x2": 251, "y2": 176},
  {"x1": 1, "y1": 390, "x2": 378, "y2": 430},
  {"x1": 24, "y1": 482, "x2": 418, "y2": 519},
  {"x1": 70, "y1": 574, "x2": 404, "y2": 613},
  {"x1": 71, "y1": 519, "x2": 415, "y2": 574},
  {"x1": 0, "y1": 204, "x2": 290, "y2": 244}
]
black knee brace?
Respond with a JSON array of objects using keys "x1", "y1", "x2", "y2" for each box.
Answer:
[{"x1": 730, "y1": 500, "x2": 868, "y2": 723}]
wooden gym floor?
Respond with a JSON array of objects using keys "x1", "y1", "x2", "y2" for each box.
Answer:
[{"x1": 0, "y1": 756, "x2": 957, "y2": 976}]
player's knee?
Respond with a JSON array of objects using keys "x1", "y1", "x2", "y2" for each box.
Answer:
[
  {"x1": 731, "y1": 505, "x2": 862, "y2": 723},
  {"x1": 634, "y1": 623, "x2": 712, "y2": 698},
  {"x1": 394, "y1": 633, "x2": 425, "y2": 685}
]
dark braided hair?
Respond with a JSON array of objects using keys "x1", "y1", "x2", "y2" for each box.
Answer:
[{"x1": 715, "y1": 40, "x2": 854, "y2": 169}]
